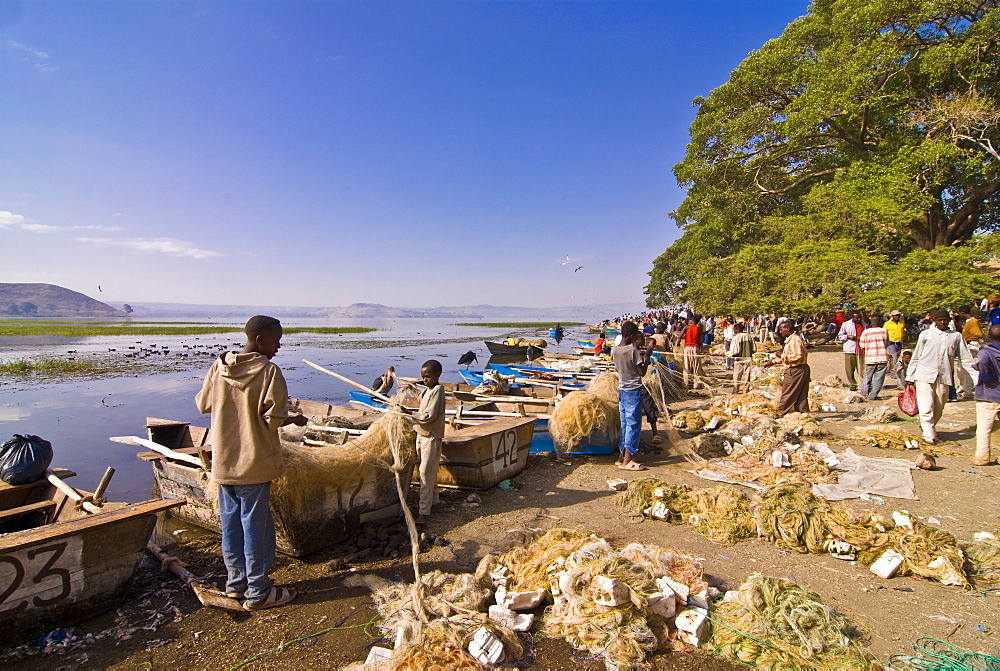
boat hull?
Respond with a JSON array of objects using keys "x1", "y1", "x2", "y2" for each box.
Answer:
[{"x1": 0, "y1": 475, "x2": 180, "y2": 647}]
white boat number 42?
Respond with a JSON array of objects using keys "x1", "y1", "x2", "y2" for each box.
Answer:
[{"x1": 492, "y1": 429, "x2": 518, "y2": 474}]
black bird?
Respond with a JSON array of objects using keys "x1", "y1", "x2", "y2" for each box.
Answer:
[
  {"x1": 457, "y1": 351, "x2": 478, "y2": 368},
  {"x1": 526, "y1": 346, "x2": 543, "y2": 364}
]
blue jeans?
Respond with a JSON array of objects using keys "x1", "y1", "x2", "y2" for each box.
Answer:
[
  {"x1": 619, "y1": 389, "x2": 643, "y2": 455},
  {"x1": 862, "y1": 363, "x2": 888, "y2": 400},
  {"x1": 219, "y1": 482, "x2": 276, "y2": 602},
  {"x1": 887, "y1": 342, "x2": 902, "y2": 372}
]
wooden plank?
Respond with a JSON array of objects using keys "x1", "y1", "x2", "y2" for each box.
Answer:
[
  {"x1": 0, "y1": 468, "x2": 76, "y2": 495},
  {"x1": 0, "y1": 499, "x2": 181, "y2": 550},
  {"x1": 0, "y1": 500, "x2": 55, "y2": 521}
]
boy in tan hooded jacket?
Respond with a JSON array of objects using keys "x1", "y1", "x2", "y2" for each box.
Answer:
[{"x1": 195, "y1": 315, "x2": 306, "y2": 610}]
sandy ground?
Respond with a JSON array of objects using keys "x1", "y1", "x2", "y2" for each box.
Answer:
[{"x1": 3, "y1": 345, "x2": 999, "y2": 669}]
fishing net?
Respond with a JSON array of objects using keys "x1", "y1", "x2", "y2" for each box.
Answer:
[
  {"x1": 707, "y1": 573, "x2": 879, "y2": 669},
  {"x1": 822, "y1": 374, "x2": 847, "y2": 387},
  {"x1": 480, "y1": 528, "x2": 708, "y2": 668},
  {"x1": 712, "y1": 392, "x2": 779, "y2": 418},
  {"x1": 471, "y1": 369, "x2": 511, "y2": 395},
  {"x1": 693, "y1": 432, "x2": 732, "y2": 459},
  {"x1": 586, "y1": 371, "x2": 619, "y2": 404},
  {"x1": 776, "y1": 412, "x2": 826, "y2": 437},
  {"x1": 822, "y1": 506, "x2": 894, "y2": 563},
  {"x1": 961, "y1": 535, "x2": 1000, "y2": 586},
  {"x1": 614, "y1": 478, "x2": 694, "y2": 519},
  {"x1": 270, "y1": 409, "x2": 416, "y2": 525},
  {"x1": 861, "y1": 405, "x2": 899, "y2": 423},
  {"x1": 892, "y1": 520, "x2": 968, "y2": 587},
  {"x1": 673, "y1": 410, "x2": 707, "y2": 430},
  {"x1": 642, "y1": 367, "x2": 668, "y2": 417},
  {"x1": 752, "y1": 482, "x2": 830, "y2": 554},
  {"x1": 687, "y1": 485, "x2": 757, "y2": 544},
  {"x1": 514, "y1": 337, "x2": 548, "y2": 348},
  {"x1": 653, "y1": 360, "x2": 688, "y2": 402},
  {"x1": 548, "y1": 390, "x2": 618, "y2": 451},
  {"x1": 346, "y1": 570, "x2": 522, "y2": 669},
  {"x1": 847, "y1": 426, "x2": 919, "y2": 450}
]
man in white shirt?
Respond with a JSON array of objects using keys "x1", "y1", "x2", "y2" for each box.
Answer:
[{"x1": 905, "y1": 308, "x2": 978, "y2": 444}]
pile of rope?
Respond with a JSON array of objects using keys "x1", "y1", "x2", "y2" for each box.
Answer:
[
  {"x1": 890, "y1": 637, "x2": 1000, "y2": 670},
  {"x1": 707, "y1": 573, "x2": 879, "y2": 669}
]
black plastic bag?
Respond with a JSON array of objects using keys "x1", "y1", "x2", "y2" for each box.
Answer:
[{"x1": 0, "y1": 434, "x2": 54, "y2": 485}]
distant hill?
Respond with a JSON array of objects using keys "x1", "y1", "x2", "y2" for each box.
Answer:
[
  {"x1": 0, "y1": 283, "x2": 126, "y2": 318},
  {"x1": 122, "y1": 300, "x2": 645, "y2": 322}
]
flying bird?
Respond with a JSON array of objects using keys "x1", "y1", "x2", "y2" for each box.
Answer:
[
  {"x1": 560, "y1": 255, "x2": 571, "y2": 266},
  {"x1": 574, "y1": 265, "x2": 584, "y2": 272},
  {"x1": 98, "y1": 285, "x2": 102, "y2": 292},
  {"x1": 457, "y1": 350, "x2": 478, "y2": 368}
]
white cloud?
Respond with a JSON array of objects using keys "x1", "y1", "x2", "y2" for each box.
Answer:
[
  {"x1": 69, "y1": 225, "x2": 124, "y2": 232},
  {"x1": 76, "y1": 236, "x2": 223, "y2": 260},
  {"x1": 19, "y1": 222, "x2": 59, "y2": 233},
  {"x1": 5, "y1": 40, "x2": 57, "y2": 73},
  {"x1": 0, "y1": 211, "x2": 26, "y2": 228},
  {"x1": 0, "y1": 212, "x2": 123, "y2": 234}
]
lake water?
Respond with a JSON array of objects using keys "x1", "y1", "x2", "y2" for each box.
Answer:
[{"x1": 0, "y1": 317, "x2": 594, "y2": 502}]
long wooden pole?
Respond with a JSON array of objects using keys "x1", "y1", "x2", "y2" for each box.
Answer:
[
  {"x1": 302, "y1": 359, "x2": 395, "y2": 404},
  {"x1": 110, "y1": 436, "x2": 204, "y2": 468}
]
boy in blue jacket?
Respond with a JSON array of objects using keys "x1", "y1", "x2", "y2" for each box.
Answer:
[{"x1": 973, "y1": 324, "x2": 1000, "y2": 466}]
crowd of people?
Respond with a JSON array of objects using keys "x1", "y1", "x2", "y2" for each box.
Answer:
[{"x1": 609, "y1": 300, "x2": 1000, "y2": 472}]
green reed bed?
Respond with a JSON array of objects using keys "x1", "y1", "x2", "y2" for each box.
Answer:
[
  {"x1": 451, "y1": 321, "x2": 585, "y2": 328},
  {"x1": 0, "y1": 324, "x2": 377, "y2": 337},
  {"x1": 0, "y1": 357, "x2": 100, "y2": 375}
]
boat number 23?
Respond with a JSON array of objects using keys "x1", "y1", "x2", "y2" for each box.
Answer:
[
  {"x1": 493, "y1": 429, "x2": 518, "y2": 473},
  {"x1": 0, "y1": 541, "x2": 77, "y2": 614}
]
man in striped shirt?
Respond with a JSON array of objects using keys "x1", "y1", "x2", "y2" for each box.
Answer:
[{"x1": 858, "y1": 315, "x2": 890, "y2": 400}]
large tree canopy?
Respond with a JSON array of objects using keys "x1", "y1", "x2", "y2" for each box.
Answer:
[{"x1": 648, "y1": 0, "x2": 999, "y2": 313}]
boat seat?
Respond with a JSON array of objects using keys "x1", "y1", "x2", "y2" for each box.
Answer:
[{"x1": 0, "y1": 499, "x2": 56, "y2": 522}]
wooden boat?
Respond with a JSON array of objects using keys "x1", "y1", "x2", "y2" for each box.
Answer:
[
  {"x1": 485, "y1": 340, "x2": 544, "y2": 358},
  {"x1": 133, "y1": 398, "x2": 536, "y2": 556},
  {"x1": 0, "y1": 468, "x2": 181, "y2": 647},
  {"x1": 134, "y1": 401, "x2": 407, "y2": 558},
  {"x1": 397, "y1": 378, "x2": 612, "y2": 456}
]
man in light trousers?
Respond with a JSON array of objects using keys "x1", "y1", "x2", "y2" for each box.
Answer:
[{"x1": 905, "y1": 309, "x2": 977, "y2": 444}]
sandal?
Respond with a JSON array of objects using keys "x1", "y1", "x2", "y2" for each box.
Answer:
[
  {"x1": 243, "y1": 585, "x2": 298, "y2": 611},
  {"x1": 652, "y1": 435, "x2": 663, "y2": 444},
  {"x1": 617, "y1": 462, "x2": 648, "y2": 471}
]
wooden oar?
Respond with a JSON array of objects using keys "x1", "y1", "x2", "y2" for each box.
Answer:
[
  {"x1": 110, "y1": 436, "x2": 204, "y2": 468},
  {"x1": 302, "y1": 359, "x2": 395, "y2": 404},
  {"x1": 146, "y1": 542, "x2": 244, "y2": 611}
]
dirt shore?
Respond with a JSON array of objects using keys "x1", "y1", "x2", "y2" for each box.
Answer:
[{"x1": 3, "y1": 345, "x2": 999, "y2": 669}]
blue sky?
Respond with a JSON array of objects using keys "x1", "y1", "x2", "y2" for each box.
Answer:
[{"x1": 1, "y1": 0, "x2": 808, "y2": 309}]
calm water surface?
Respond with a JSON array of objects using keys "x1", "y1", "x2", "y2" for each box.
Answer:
[{"x1": 0, "y1": 317, "x2": 593, "y2": 501}]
